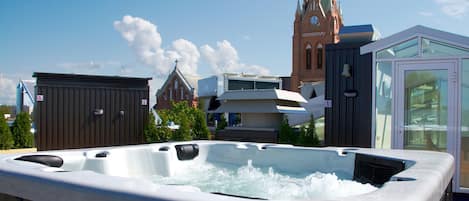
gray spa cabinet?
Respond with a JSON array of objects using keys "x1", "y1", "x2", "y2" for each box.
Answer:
[{"x1": 0, "y1": 141, "x2": 454, "y2": 201}]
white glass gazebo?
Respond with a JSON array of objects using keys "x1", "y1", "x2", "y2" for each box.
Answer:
[{"x1": 361, "y1": 25, "x2": 469, "y2": 192}]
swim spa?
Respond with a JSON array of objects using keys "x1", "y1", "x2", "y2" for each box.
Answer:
[{"x1": 0, "y1": 141, "x2": 454, "y2": 201}]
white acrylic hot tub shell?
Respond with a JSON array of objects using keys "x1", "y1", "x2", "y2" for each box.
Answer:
[{"x1": 0, "y1": 141, "x2": 454, "y2": 201}]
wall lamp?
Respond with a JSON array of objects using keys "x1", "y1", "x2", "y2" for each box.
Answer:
[{"x1": 342, "y1": 64, "x2": 352, "y2": 78}]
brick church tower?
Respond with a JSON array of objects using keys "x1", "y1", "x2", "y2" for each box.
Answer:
[{"x1": 290, "y1": 0, "x2": 343, "y2": 91}]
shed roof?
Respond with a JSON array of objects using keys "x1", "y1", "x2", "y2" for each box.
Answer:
[
  {"x1": 361, "y1": 25, "x2": 469, "y2": 55},
  {"x1": 33, "y1": 72, "x2": 151, "y2": 88}
]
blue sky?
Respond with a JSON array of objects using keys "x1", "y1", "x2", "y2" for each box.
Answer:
[{"x1": 1, "y1": 0, "x2": 469, "y2": 105}]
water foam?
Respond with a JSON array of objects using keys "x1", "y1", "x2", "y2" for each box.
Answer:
[{"x1": 151, "y1": 160, "x2": 377, "y2": 200}]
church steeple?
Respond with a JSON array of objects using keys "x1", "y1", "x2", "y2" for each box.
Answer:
[
  {"x1": 290, "y1": 0, "x2": 344, "y2": 92},
  {"x1": 296, "y1": 0, "x2": 302, "y2": 17}
]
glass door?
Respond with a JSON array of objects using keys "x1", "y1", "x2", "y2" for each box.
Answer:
[{"x1": 395, "y1": 61, "x2": 457, "y2": 155}]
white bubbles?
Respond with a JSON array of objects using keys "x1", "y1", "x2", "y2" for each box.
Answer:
[{"x1": 151, "y1": 160, "x2": 377, "y2": 200}]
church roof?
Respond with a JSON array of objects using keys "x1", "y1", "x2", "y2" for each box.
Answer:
[
  {"x1": 155, "y1": 66, "x2": 199, "y2": 97},
  {"x1": 320, "y1": 0, "x2": 332, "y2": 13}
]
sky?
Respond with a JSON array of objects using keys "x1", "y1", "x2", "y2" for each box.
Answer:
[{"x1": 1, "y1": 0, "x2": 469, "y2": 106}]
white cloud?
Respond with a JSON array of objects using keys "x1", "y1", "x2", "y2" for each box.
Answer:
[
  {"x1": 57, "y1": 61, "x2": 102, "y2": 70},
  {"x1": 114, "y1": 15, "x2": 271, "y2": 103},
  {"x1": 419, "y1": 11, "x2": 434, "y2": 17},
  {"x1": 114, "y1": 15, "x2": 200, "y2": 77},
  {"x1": 435, "y1": 0, "x2": 469, "y2": 18},
  {"x1": 56, "y1": 60, "x2": 125, "y2": 75},
  {"x1": 0, "y1": 74, "x2": 17, "y2": 105},
  {"x1": 200, "y1": 40, "x2": 270, "y2": 75}
]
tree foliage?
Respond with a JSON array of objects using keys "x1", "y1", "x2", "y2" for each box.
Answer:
[
  {"x1": 11, "y1": 112, "x2": 33, "y2": 148},
  {"x1": 296, "y1": 115, "x2": 320, "y2": 147},
  {"x1": 278, "y1": 117, "x2": 296, "y2": 144},
  {"x1": 172, "y1": 114, "x2": 192, "y2": 141},
  {"x1": 144, "y1": 111, "x2": 172, "y2": 143},
  {"x1": 149, "y1": 101, "x2": 211, "y2": 143},
  {"x1": 216, "y1": 115, "x2": 228, "y2": 131},
  {"x1": 192, "y1": 110, "x2": 210, "y2": 140},
  {"x1": 0, "y1": 113, "x2": 14, "y2": 149}
]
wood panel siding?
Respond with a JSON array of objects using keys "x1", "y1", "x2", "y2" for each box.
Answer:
[
  {"x1": 324, "y1": 43, "x2": 372, "y2": 147},
  {"x1": 33, "y1": 73, "x2": 150, "y2": 151}
]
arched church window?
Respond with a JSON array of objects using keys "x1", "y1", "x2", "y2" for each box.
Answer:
[
  {"x1": 306, "y1": 44, "x2": 312, "y2": 70},
  {"x1": 317, "y1": 44, "x2": 323, "y2": 69}
]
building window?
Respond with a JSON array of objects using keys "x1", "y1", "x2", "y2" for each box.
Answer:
[
  {"x1": 306, "y1": 44, "x2": 312, "y2": 70},
  {"x1": 174, "y1": 80, "x2": 178, "y2": 89},
  {"x1": 317, "y1": 44, "x2": 323, "y2": 69},
  {"x1": 334, "y1": 17, "x2": 337, "y2": 29},
  {"x1": 169, "y1": 88, "x2": 173, "y2": 101},
  {"x1": 181, "y1": 89, "x2": 184, "y2": 100}
]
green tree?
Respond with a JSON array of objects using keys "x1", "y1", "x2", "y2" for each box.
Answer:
[
  {"x1": 170, "y1": 101, "x2": 197, "y2": 125},
  {"x1": 11, "y1": 112, "x2": 33, "y2": 148},
  {"x1": 172, "y1": 115, "x2": 192, "y2": 141},
  {"x1": 278, "y1": 117, "x2": 296, "y2": 144},
  {"x1": 0, "y1": 114, "x2": 14, "y2": 149},
  {"x1": 216, "y1": 115, "x2": 228, "y2": 130},
  {"x1": 146, "y1": 110, "x2": 173, "y2": 143},
  {"x1": 157, "y1": 112, "x2": 173, "y2": 142},
  {"x1": 192, "y1": 110, "x2": 210, "y2": 140},
  {"x1": 297, "y1": 115, "x2": 320, "y2": 147}
]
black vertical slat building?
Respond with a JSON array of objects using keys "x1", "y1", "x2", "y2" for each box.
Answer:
[
  {"x1": 325, "y1": 42, "x2": 373, "y2": 147},
  {"x1": 33, "y1": 72, "x2": 151, "y2": 151}
]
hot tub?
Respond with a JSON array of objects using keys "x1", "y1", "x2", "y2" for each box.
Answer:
[{"x1": 0, "y1": 141, "x2": 454, "y2": 201}]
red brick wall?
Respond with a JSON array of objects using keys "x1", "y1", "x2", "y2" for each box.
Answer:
[
  {"x1": 155, "y1": 75, "x2": 197, "y2": 110},
  {"x1": 290, "y1": 0, "x2": 343, "y2": 92}
]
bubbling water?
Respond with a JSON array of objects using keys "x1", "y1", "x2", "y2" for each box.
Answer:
[{"x1": 151, "y1": 160, "x2": 377, "y2": 200}]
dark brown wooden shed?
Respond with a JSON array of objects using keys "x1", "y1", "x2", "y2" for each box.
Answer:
[
  {"x1": 324, "y1": 42, "x2": 372, "y2": 147},
  {"x1": 33, "y1": 72, "x2": 152, "y2": 151}
]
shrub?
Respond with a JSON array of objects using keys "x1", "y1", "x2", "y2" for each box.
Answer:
[
  {"x1": 172, "y1": 115, "x2": 192, "y2": 141},
  {"x1": 297, "y1": 115, "x2": 320, "y2": 147},
  {"x1": 0, "y1": 114, "x2": 14, "y2": 149},
  {"x1": 11, "y1": 112, "x2": 33, "y2": 148},
  {"x1": 145, "y1": 112, "x2": 172, "y2": 143},
  {"x1": 278, "y1": 117, "x2": 296, "y2": 144},
  {"x1": 192, "y1": 110, "x2": 210, "y2": 140},
  {"x1": 216, "y1": 115, "x2": 228, "y2": 131}
]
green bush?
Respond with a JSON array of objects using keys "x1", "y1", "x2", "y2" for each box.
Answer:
[
  {"x1": 278, "y1": 117, "x2": 296, "y2": 144},
  {"x1": 0, "y1": 114, "x2": 14, "y2": 149},
  {"x1": 144, "y1": 112, "x2": 172, "y2": 143},
  {"x1": 192, "y1": 110, "x2": 210, "y2": 140},
  {"x1": 11, "y1": 112, "x2": 33, "y2": 148},
  {"x1": 172, "y1": 115, "x2": 192, "y2": 141},
  {"x1": 296, "y1": 115, "x2": 320, "y2": 147},
  {"x1": 153, "y1": 101, "x2": 211, "y2": 142},
  {"x1": 216, "y1": 115, "x2": 228, "y2": 131}
]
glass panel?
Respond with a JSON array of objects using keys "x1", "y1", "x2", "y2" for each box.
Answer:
[
  {"x1": 228, "y1": 80, "x2": 254, "y2": 90},
  {"x1": 377, "y1": 38, "x2": 419, "y2": 59},
  {"x1": 460, "y1": 59, "x2": 469, "y2": 187},
  {"x1": 255, "y1": 81, "x2": 279, "y2": 89},
  {"x1": 422, "y1": 38, "x2": 469, "y2": 57},
  {"x1": 375, "y1": 61, "x2": 392, "y2": 148},
  {"x1": 403, "y1": 70, "x2": 448, "y2": 151},
  {"x1": 315, "y1": 117, "x2": 325, "y2": 143}
]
